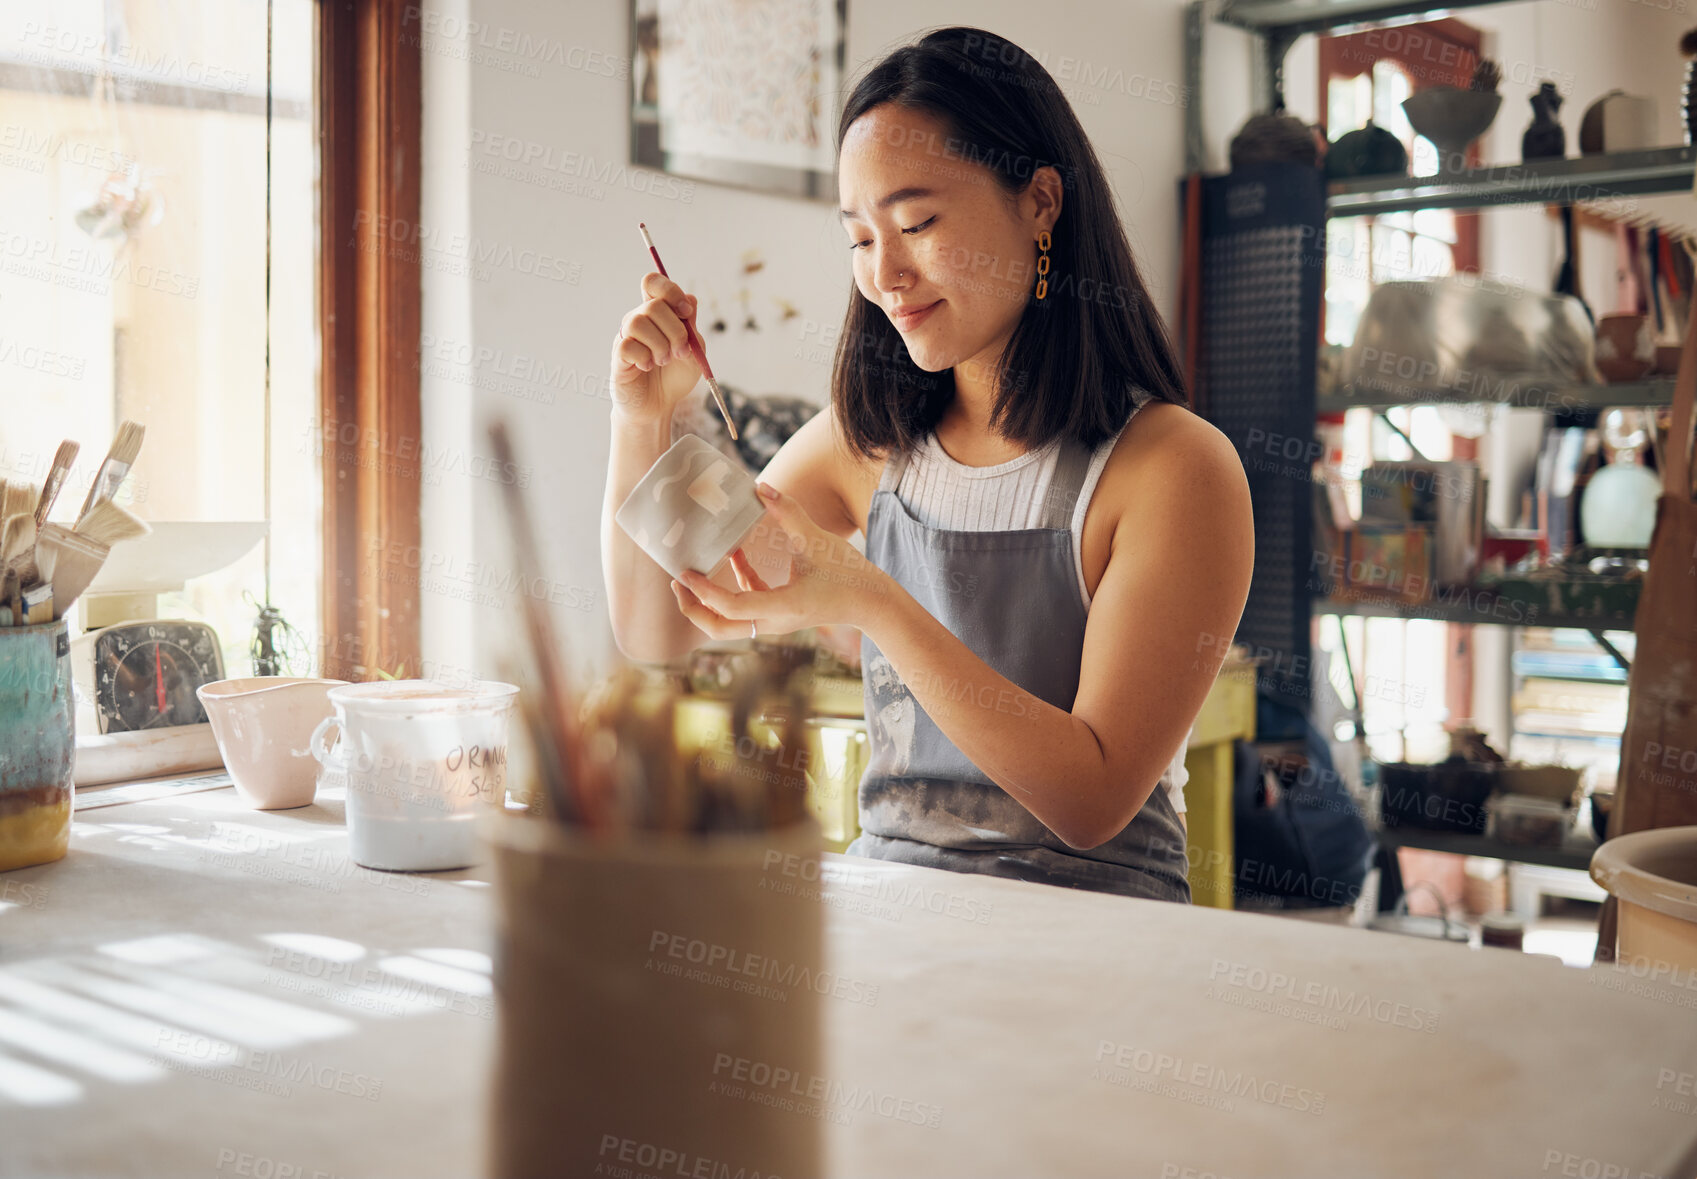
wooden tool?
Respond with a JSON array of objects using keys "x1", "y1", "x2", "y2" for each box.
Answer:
[{"x1": 75, "y1": 420, "x2": 145, "y2": 526}]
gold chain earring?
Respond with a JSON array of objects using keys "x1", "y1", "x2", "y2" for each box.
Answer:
[{"x1": 1035, "y1": 230, "x2": 1051, "y2": 300}]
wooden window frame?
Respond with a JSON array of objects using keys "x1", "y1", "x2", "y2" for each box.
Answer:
[
  {"x1": 317, "y1": 0, "x2": 422, "y2": 681},
  {"x1": 1318, "y1": 19, "x2": 1483, "y2": 277}
]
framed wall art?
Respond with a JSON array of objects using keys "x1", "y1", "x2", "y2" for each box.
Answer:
[{"x1": 631, "y1": 0, "x2": 846, "y2": 201}]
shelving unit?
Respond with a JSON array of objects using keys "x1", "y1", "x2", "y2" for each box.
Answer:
[
  {"x1": 1326, "y1": 146, "x2": 1697, "y2": 218},
  {"x1": 1186, "y1": 0, "x2": 1685, "y2": 896},
  {"x1": 1377, "y1": 825, "x2": 1597, "y2": 873},
  {"x1": 1312, "y1": 589, "x2": 1637, "y2": 632},
  {"x1": 1318, "y1": 377, "x2": 1678, "y2": 415}
]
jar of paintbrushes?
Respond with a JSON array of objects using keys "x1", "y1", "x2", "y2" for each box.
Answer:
[
  {"x1": 1, "y1": 423, "x2": 149, "y2": 630},
  {"x1": 0, "y1": 424, "x2": 148, "y2": 872},
  {"x1": 0, "y1": 620, "x2": 75, "y2": 872},
  {"x1": 483, "y1": 422, "x2": 825, "y2": 1179}
]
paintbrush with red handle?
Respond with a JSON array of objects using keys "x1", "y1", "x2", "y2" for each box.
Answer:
[{"x1": 637, "y1": 222, "x2": 738, "y2": 441}]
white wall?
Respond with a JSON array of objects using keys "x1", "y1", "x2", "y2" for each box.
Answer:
[
  {"x1": 417, "y1": 0, "x2": 477, "y2": 686},
  {"x1": 418, "y1": 0, "x2": 1693, "y2": 685},
  {"x1": 417, "y1": 1, "x2": 1196, "y2": 676}
]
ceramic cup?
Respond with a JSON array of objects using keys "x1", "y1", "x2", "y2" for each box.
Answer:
[
  {"x1": 484, "y1": 812, "x2": 824, "y2": 1179},
  {"x1": 615, "y1": 433, "x2": 766, "y2": 581},
  {"x1": 1594, "y1": 313, "x2": 1655, "y2": 382},
  {"x1": 198, "y1": 677, "x2": 349, "y2": 810},
  {"x1": 309, "y1": 679, "x2": 518, "y2": 872}
]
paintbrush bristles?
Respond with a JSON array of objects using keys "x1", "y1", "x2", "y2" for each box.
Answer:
[
  {"x1": 38, "y1": 523, "x2": 109, "y2": 622},
  {"x1": 108, "y1": 420, "x2": 145, "y2": 467},
  {"x1": 1, "y1": 513, "x2": 38, "y2": 588},
  {"x1": 74, "y1": 499, "x2": 151, "y2": 547},
  {"x1": 705, "y1": 377, "x2": 739, "y2": 441},
  {"x1": 0, "y1": 479, "x2": 39, "y2": 524},
  {"x1": 34, "y1": 537, "x2": 58, "y2": 584},
  {"x1": 515, "y1": 652, "x2": 820, "y2": 835},
  {"x1": 75, "y1": 419, "x2": 145, "y2": 524},
  {"x1": 35, "y1": 440, "x2": 80, "y2": 527}
]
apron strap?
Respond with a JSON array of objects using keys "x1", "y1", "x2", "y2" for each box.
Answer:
[
  {"x1": 1038, "y1": 438, "x2": 1096, "y2": 531},
  {"x1": 877, "y1": 444, "x2": 914, "y2": 494}
]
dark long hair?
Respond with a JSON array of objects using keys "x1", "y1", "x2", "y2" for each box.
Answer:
[{"x1": 832, "y1": 26, "x2": 1189, "y2": 459}]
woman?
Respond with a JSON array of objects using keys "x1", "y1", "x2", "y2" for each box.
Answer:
[{"x1": 601, "y1": 27, "x2": 1253, "y2": 903}]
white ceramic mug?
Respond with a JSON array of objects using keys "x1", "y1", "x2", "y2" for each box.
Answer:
[
  {"x1": 198, "y1": 677, "x2": 349, "y2": 809},
  {"x1": 615, "y1": 433, "x2": 766, "y2": 580},
  {"x1": 309, "y1": 679, "x2": 518, "y2": 872}
]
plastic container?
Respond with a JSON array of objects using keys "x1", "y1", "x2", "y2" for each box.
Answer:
[
  {"x1": 198, "y1": 677, "x2": 348, "y2": 809},
  {"x1": 1489, "y1": 793, "x2": 1572, "y2": 848},
  {"x1": 1493, "y1": 764, "x2": 1582, "y2": 807},
  {"x1": 310, "y1": 679, "x2": 517, "y2": 871},
  {"x1": 0, "y1": 620, "x2": 74, "y2": 872},
  {"x1": 1591, "y1": 827, "x2": 1697, "y2": 972}
]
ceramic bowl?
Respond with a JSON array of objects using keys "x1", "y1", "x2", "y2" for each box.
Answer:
[
  {"x1": 1591, "y1": 826, "x2": 1697, "y2": 972},
  {"x1": 1401, "y1": 88, "x2": 1501, "y2": 170},
  {"x1": 615, "y1": 433, "x2": 767, "y2": 581},
  {"x1": 198, "y1": 677, "x2": 348, "y2": 809}
]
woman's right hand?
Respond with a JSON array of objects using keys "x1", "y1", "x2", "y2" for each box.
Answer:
[{"x1": 610, "y1": 271, "x2": 704, "y2": 425}]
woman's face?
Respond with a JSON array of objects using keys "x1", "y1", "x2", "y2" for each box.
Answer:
[{"x1": 838, "y1": 104, "x2": 1058, "y2": 375}]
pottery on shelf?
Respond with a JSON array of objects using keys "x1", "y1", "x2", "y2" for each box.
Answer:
[
  {"x1": 1580, "y1": 91, "x2": 1657, "y2": 154},
  {"x1": 1522, "y1": 83, "x2": 1566, "y2": 161},
  {"x1": 1402, "y1": 87, "x2": 1502, "y2": 173},
  {"x1": 1583, "y1": 460, "x2": 1662, "y2": 548},
  {"x1": 1326, "y1": 121, "x2": 1409, "y2": 179},
  {"x1": 1581, "y1": 407, "x2": 1661, "y2": 549},
  {"x1": 1593, "y1": 313, "x2": 1656, "y2": 382},
  {"x1": 1229, "y1": 112, "x2": 1321, "y2": 170}
]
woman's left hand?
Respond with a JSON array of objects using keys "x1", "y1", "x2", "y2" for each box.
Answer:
[{"x1": 671, "y1": 482, "x2": 891, "y2": 640}]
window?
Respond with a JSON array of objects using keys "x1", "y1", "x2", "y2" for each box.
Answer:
[
  {"x1": 1317, "y1": 19, "x2": 1486, "y2": 760},
  {"x1": 0, "y1": 0, "x2": 318, "y2": 673},
  {"x1": 1321, "y1": 406, "x2": 1459, "y2": 765},
  {"x1": 1320, "y1": 19, "x2": 1482, "y2": 349}
]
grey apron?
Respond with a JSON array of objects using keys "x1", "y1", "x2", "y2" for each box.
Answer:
[{"x1": 846, "y1": 436, "x2": 1193, "y2": 903}]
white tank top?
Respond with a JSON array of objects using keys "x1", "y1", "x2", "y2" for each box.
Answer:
[{"x1": 889, "y1": 411, "x2": 1192, "y2": 813}]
